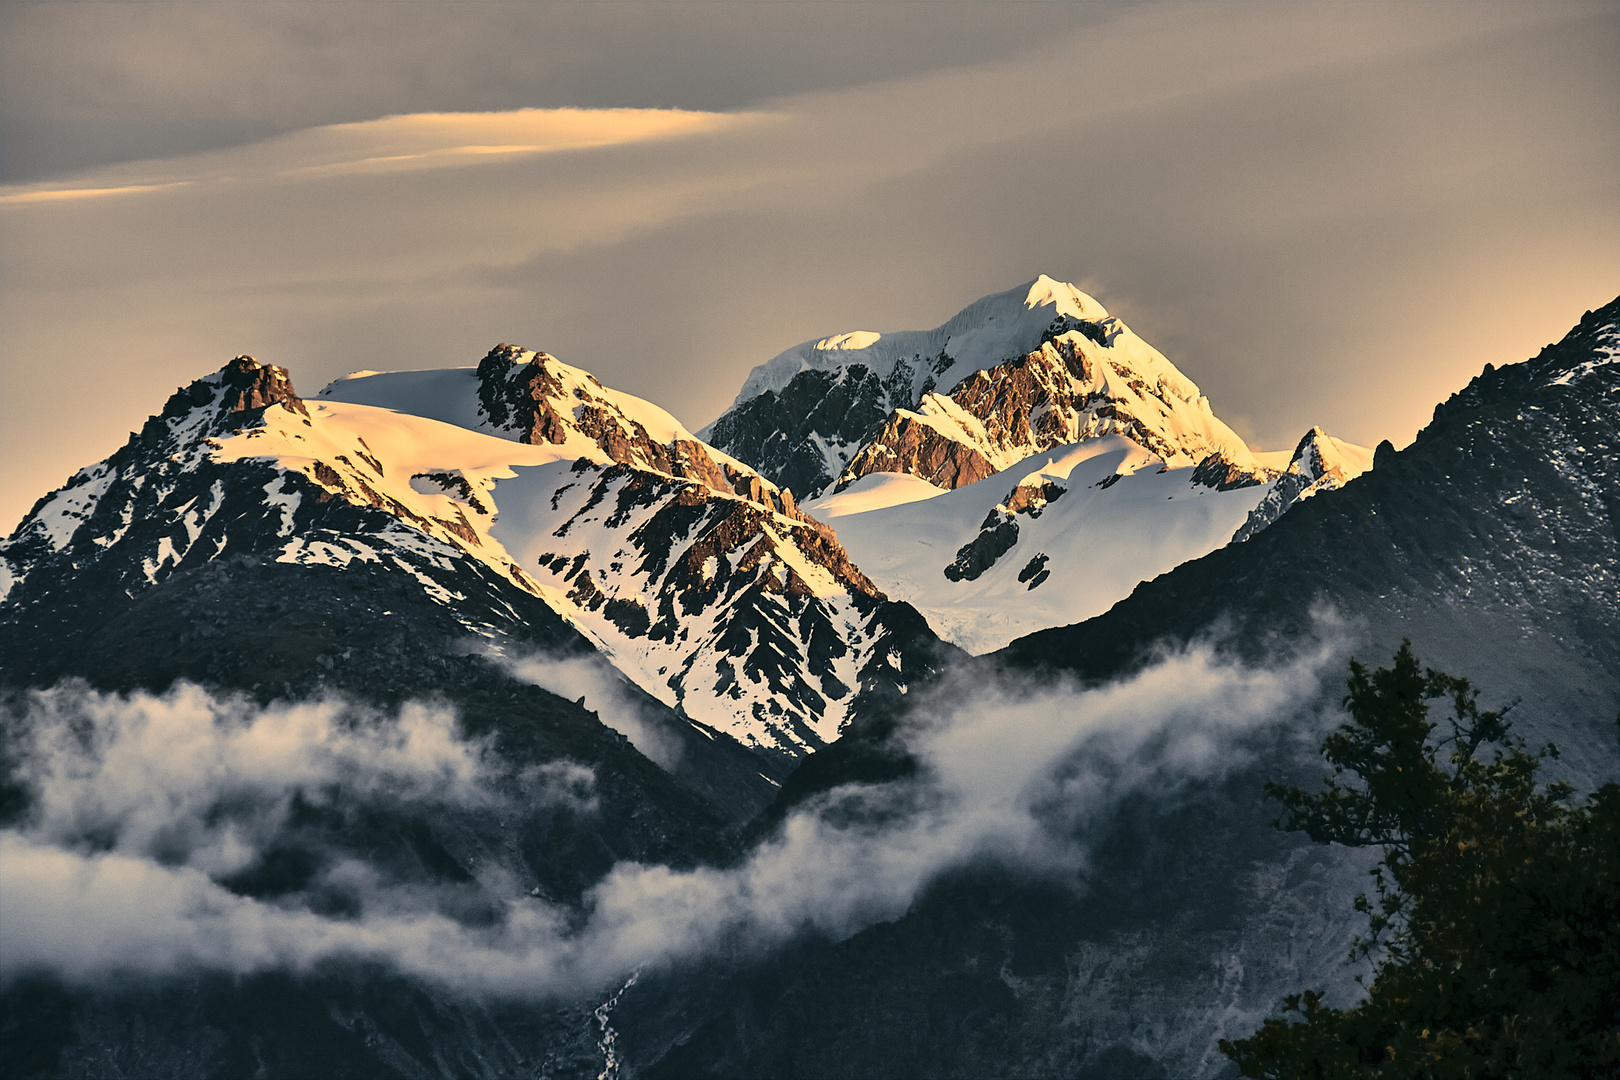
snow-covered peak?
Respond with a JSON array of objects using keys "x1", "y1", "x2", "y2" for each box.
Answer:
[
  {"x1": 717, "y1": 275, "x2": 1119, "y2": 419},
  {"x1": 1286, "y1": 426, "x2": 1374, "y2": 485},
  {"x1": 1, "y1": 356, "x2": 314, "y2": 583},
  {"x1": 826, "y1": 321, "x2": 1261, "y2": 495},
  {"x1": 1023, "y1": 274, "x2": 1110, "y2": 322},
  {"x1": 704, "y1": 274, "x2": 1271, "y2": 501}
]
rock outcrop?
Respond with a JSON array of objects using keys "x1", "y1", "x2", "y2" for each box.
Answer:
[{"x1": 837, "y1": 331, "x2": 1263, "y2": 494}]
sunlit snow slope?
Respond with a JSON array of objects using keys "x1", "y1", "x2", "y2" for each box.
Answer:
[
  {"x1": 806, "y1": 431, "x2": 1371, "y2": 654},
  {"x1": 318, "y1": 346, "x2": 950, "y2": 757}
]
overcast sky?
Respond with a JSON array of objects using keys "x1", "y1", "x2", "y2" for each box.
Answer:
[{"x1": 2, "y1": 1, "x2": 1617, "y2": 532}]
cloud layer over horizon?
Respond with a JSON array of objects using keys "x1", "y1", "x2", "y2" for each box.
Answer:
[{"x1": 1, "y1": 1, "x2": 1616, "y2": 533}]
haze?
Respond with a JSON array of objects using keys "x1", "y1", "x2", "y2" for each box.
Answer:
[{"x1": 2, "y1": 1, "x2": 1616, "y2": 533}]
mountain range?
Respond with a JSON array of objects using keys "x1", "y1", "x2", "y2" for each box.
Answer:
[{"x1": 2, "y1": 279, "x2": 1615, "y2": 1078}]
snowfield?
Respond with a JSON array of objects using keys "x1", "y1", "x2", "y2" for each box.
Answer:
[{"x1": 810, "y1": 436, "x2": 1276, "y2": 654}]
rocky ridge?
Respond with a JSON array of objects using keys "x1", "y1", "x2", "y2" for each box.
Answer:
[
  {"x1": 319, "y1": 347, "x2": 959, "y2": 757},
  {"x1": 472, "y1": 345, "x2": 815, "y2": 524}
]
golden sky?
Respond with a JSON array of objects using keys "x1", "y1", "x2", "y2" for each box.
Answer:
[{"x1": 2, "y1": 1, "x2": 1617, "y2": 531}]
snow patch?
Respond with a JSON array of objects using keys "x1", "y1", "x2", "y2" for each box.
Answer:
[
  {"x1": 807, "y1": 472, "x2": 947, "y2": 519},
  {"x1": 815, "y1": 331, "x2": 882, "y2": 351}
]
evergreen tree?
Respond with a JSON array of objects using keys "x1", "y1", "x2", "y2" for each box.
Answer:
[{"x1": 1221, "y1": 643, "x2": 1620, "y2": 1078}]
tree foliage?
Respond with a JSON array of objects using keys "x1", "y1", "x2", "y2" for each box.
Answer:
[{"x1": 1220, "y1": 643, "x2": 1620, "y2": 1078}]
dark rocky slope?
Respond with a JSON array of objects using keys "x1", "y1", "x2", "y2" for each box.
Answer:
[
  {"x1": 703, "y1": 363, "x2": 898, "y2": 500},
  {"x1": 1002, "y1": 297, "x2": 1620, "y2": 776}
]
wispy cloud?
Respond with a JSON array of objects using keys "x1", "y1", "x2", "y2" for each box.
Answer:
[
  {"x1": 0, "y1": 106, "x2": 751, "y2": 200},
  {"x1": 0, "y1": 181, "x2": 192, "y2": 206},
  {"x1": 500, "y1": 650, "x2": 686, "y2": 771},
  {"x1": 10, "y1": 682, "x2": 494, "y2": 878}
]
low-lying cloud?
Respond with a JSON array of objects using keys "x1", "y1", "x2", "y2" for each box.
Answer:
[
  {"x1": 0, "y1": 637, "x2": 1339, "y2": 997},
  {"x1": 501, "y1": 650, "x2": 685, "y2": 771},
  {"x1": 13, "y1": 682, "x2": 491, "y2": 876}
]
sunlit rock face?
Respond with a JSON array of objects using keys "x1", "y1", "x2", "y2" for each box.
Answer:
[
  {"x1": 474, "y1": 343, "x2": 807, "y2": 519},
  {"x1": 833, "y1": 328, "x2": 1257, "y2": 494},
  {"x1": 704, "y1": 275, "x2": 1265, "y2": 501}
]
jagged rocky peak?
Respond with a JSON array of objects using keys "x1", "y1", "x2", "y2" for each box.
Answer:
[
  {"x1": 1229, "y1": 426, "x2": 1375, "y2": 544},
  {"x1": 1428, "y1": 295, "x2": 1620, "y2": 426},
  {"x1": 2, "y1": 354, "x2": 318, "y2": 597},
  {"x1": 831, "y1": 327, "x2": 1257, "y2": 494},
  {"x1": 148, "y1": 354, "x2": 309, "y2": 441},
  {"x1": 705, "y1": 275, "x2": 1260, "y2": 500},
  {"x1": 0, "y1": 346, "x2": 551, "y2": 616},
  {"x1": 216, "y1": 355, "x2": 308, "y2": 417},
  {"x1": 1287, "y1": 426, "x2": 1360, "y2": 485},
  {"x1": 343, "y1": 343, "x2": 817, "y2": 526}
]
